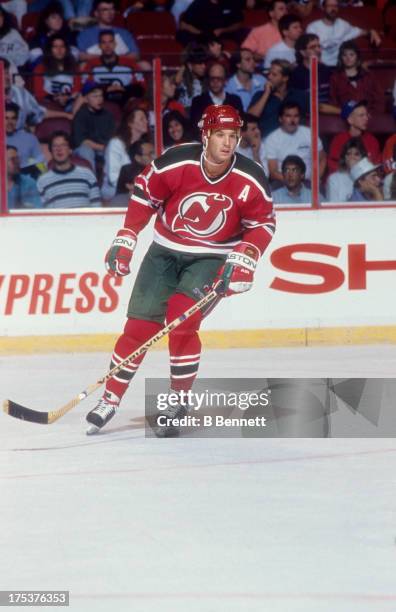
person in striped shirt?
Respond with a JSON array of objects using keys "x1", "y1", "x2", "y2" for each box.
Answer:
[{"x1": 37, "y1": 131, "x2": 101, "y2": 208}]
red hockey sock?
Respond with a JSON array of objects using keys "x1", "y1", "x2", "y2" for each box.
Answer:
[
  {"x1": 167, "y1": 293, "x2": 203, "y2": 392},
  {"x1": 106, "y1": 318, "x2": 163, "y2": 399}
]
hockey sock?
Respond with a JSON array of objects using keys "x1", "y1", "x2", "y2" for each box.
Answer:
[
  {"x1": 167, "y1": 293, "x2": 203, "y2": 393},
  {"x1": 105, "y1": 318, "x2": 163, "y2": 399}
]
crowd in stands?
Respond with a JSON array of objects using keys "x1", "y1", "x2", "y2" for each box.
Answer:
[{"x1": 1, "y1": 0, "x2": 396, "y2": 209}]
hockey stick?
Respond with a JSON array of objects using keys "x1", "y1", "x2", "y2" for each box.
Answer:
[{"x1": 3, "y1": 283, "x2": 224, "y2": 425}]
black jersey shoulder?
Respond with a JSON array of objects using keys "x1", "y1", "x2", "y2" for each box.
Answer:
[
  {"x1": 233, "y1": 153, "x2": 271, "y2": 195},
  {"x1": 154, "y1": 143, "x2": 202, "y2": 171}
]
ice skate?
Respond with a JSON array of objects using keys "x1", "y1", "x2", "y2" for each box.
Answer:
[
  {"x1": 86, "y1": 392, "x2": 119, "y2": 435},
  {"x1": 154, "y1": 397, "x2": 188, "y2": 438}
]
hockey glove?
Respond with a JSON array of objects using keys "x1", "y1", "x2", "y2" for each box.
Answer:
[
  {"x1": 105, "y1": 228, "x2": 137, "y2": 277},
  {"x1": 216, "y1": 242, "x2": 260, "y2": 296}
]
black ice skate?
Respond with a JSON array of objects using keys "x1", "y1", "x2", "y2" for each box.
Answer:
[
  {"x1": 154, "y1": 396, "x2": 187, "y2": 438},
  {"x1": 86, "y1": 392, "x2": 119, "y2": 435}
]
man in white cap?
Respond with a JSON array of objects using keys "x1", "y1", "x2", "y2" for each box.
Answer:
[{"x1": 349, "y1": 157, "x2": 383, "y2": 202}]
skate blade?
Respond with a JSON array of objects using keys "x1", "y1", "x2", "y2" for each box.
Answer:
[{"x1": 86, "y1": 423, "x2": 101, "y2": 435}]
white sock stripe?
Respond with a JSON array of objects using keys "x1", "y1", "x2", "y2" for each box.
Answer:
[
  {"x1": 170, "y1": 360, "x2": 200, "y2": 367},
  {"x1": 170, "y1": 354, "x2": 201, "y2": 361},
  {"x1": 171, "y1": 373, "x2": 197, "y2": 379},
  {"x1": 112, "y1": 352, "x2": 139, "y2": 370}
]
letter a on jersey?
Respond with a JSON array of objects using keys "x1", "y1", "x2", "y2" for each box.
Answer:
[
  {"x1": 238, "y1": 185, "x2": 250, "y2": 202},
  {"x1": 172, "y1": 193, "x2": 233, "y2": 237}
]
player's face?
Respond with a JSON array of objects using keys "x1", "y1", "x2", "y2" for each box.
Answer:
[
  {"x1": 99, "y1": 35, "x2": 116, "y2": 55},
  {"x1": 344, "y1": 146, "x2": 363, "y2": 169},
  {"x1": 205, "y1": 129, "x2": 239, "y2": 164},
  {"x1": 51, "y1": 137, "x2": 71, "y2": 163},
  {"x1": 280, "y1": 108, "x2": 300, "y2": 133},
  {"x1": 348, "y1": 106, "x2": 369, "y2": 131}
]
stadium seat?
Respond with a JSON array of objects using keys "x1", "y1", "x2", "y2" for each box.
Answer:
[
  {"x1": 21, "y1": 12, "x2": 39, "y2": 42},
  {"x1": 102, "y1": 101, "x2": 123, "y2": 127},
  {"x1": 35, "y1": 118, "x2": 72, "y2": 143},
  {"x1": 338, "y1": 7, "x2": 382, "y2": 31},
  {"x1": 242, "y1": 9, "x2": 268, "y2": 29},
  {"x1": 126, "y1": 10, "x2": 176, "y2": 37},
  {"x1": 137, "y1": 38, "x2": 183, "y2": 68}
]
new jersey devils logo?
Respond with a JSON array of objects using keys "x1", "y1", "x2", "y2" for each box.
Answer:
[{"x1": 172, "y1": 193, "x2": 233, "y2": 237}]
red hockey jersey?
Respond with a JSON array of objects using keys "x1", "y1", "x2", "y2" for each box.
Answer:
[{"x1": 124, "y1": 143, "x2": 275, "y2": 255}]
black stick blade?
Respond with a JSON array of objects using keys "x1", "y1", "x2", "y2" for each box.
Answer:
[{"x1": 3, "y1": 400, "x2": 49, "y2": 424}]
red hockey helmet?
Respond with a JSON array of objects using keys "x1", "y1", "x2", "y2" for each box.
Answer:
[{"x1": 198, "y1": 104, "x2": 243, "y2": 137}]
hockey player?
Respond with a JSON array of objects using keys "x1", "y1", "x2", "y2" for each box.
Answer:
[{"x1": 86, "y1": 104, "x2": 275, "y2": 436}]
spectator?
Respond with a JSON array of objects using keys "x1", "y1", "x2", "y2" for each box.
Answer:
[
  {"x1": 307, "y1": 0, "x2": 381, "y2": 67},
  {"x1": 272, "y1": 154, "x2": 313, "y2": 205},
  {"x1": 236, "y1": 113, "x2": 268, "y2": 173},
  {"x1": 6, "y1": 103, "x2": 46, "y2": 178},
  {"x1": 0, "y1": 1, "x2": 26, "y2": 28},
  {"x1": 172, "y1": 0, "x2": 194, "y2": 26},
  {"x1": 348, "y1": 157, "x2": 383, "y2": 202},
  {"x1": 7, "y1": 146, "x2": 42, "y2": 209},
  {"x1": 163, "y1": 110, "x2": 192, "y2": 148},
  {"x1": 328, "y1": 100, "x2": 381, "y2": 173},
  {"x1": 248, "y1": 59, "x2": 307, "y2": 137},
  {"x1": 178, "y1": 0, "x2": 244, "y2": 46},
  {"x1": 0, "y1": 5, "x2": 29, "y2": 67},
  {"x1": 77, "y1": 0, "x2": 139, "y2": 62},
  {"x1": 190, "y1": 62, "x2": 243, "y2": 138},
  {"x1": 393, "y1": 80, "x2": 396, "y2": 121},
  {"x1": 38, "y1": 131, "x2": 101, "y2": 208},
  {"x1": 174, "y1": 43, "x2": 208, "y2": 111},
  {"x1": 145, "y1": 73, "x2": 186, "y2": 124},
  {"x1": 102, "y1": 108, "x2": 149, "y2": 199},
  {"x1": 58, "y1": 0, "x2": 93, "y2": 21},
  {"x1": 205, "y1": 35, "x2": 231, "y2": 74},
  {"x1": 264, "y1": 101, "x2": 326, "y2": 183},
  {"x1": 287, "y1": 0, "x2": 315, "y2": 18},
  {"x1": 383, "y1": 170, "x2": 396, "y2": 201},
  {"x1": 82, "y1": 30, "x2": 145, "y2": 106},
  {"x1": 290, "y1": 33, "x2": 335, "y2": 109},
  {"x1": 72, "y1": 81, "x2": 116, "y2": 171},
  {"x1": 2, "y1": 57, "x2": 71, "y2": 129},
  {"x1": 326, "y1": 137, "x2": 367, "y2": 202},
  {"x1": 29, "y1": 2, "x2": 77, "y2": 67},
  {"x1": 242, "y1": 0, "x2": 287, "y2": 62},
  {"x1": 115, "y1": 136, "x2": 155, "y2": 197},
  {"x1": 329, "y1": 41, "x2": 385, "y2": 114},
  {"x1": 225, "y1": 48, "x2": 267, "y2": 112},
  {"x1": 264, "y1": 14, "x2": 303, "y2": 70},
  {"x1": 382, "y1": 132, "x2": 396, "y2": 174},
  {"x1": 33, "y1": 35, "x2": 81, "y2": 112}
]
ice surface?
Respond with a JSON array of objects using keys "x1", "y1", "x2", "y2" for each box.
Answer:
[{"x1": 1, "y1": 346, "x2": 396, "y2": 612}]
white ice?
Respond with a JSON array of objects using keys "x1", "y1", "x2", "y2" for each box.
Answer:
[{"x1": 1, "y1": 345, "x2": 396, "y2": 612}]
